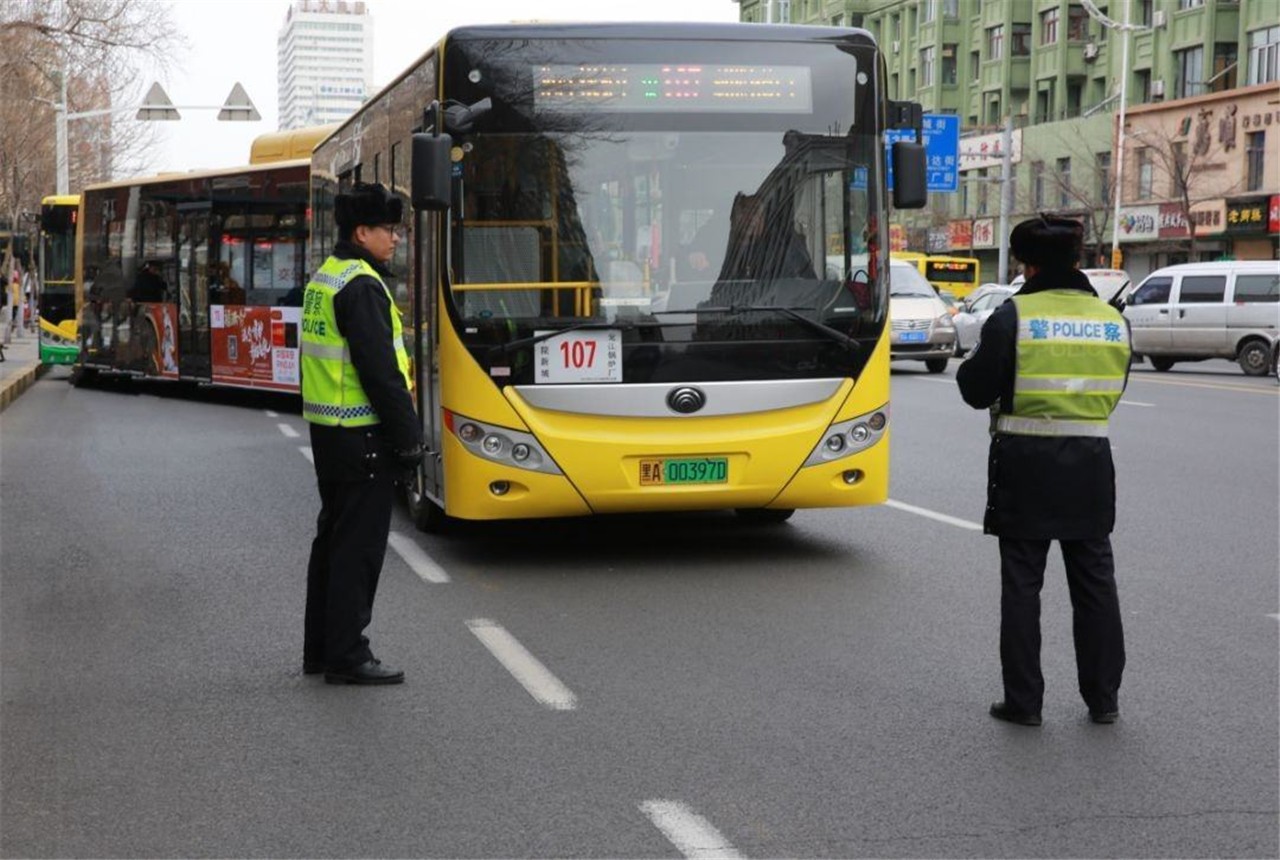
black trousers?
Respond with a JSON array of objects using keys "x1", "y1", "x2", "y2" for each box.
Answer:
[
  {"x1": 304, "y1": 473, "x2": 396, "y2": 670},
  {"x1": 999, "y1": 536, "x2": 1126, "y2": 715}
]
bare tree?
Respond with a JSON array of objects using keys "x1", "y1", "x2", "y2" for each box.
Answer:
[
  {"x1": 0, "y1": 0, "x2": 184, "y2": 274},
  {"x1": 1015, "y1": 122, "x2": 1118, "y2": 267}
]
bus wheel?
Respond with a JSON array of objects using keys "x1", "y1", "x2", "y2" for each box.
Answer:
[
  {"x1": 1150, "y1": 357, "x2": 1175, "y2": 372},
  {"x1": 1236, "y1": 339, "x2": 1271, "y2": 376},
  {"x1": 69, "y1": 364, "x2": 98, "y2": 388},
  {"x1": 405, "y1": 475, "x2": 449, "y2": 533},
  {"x1": 734, "y1": 508, "x2": 795, "y2": 524},
  {"x1": 925, "y1": 357, "x2": 948, "y2": 373}
]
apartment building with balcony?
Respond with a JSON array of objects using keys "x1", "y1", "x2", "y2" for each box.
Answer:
[{"x1": 736, "y1": 0, "x2": 1279, "y2": 278}]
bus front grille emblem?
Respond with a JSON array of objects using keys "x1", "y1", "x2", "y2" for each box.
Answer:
[{"x1": 667, "y1": 386, "x2": 706, "y2": 414}]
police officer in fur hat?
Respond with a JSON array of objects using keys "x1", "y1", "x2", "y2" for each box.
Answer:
[
  {"x1": 300, "y1": 182, "x2": 423, "y2": 685},
  {"x1": 957, "y1": 215, "x2": 1132, "y2": 726}
]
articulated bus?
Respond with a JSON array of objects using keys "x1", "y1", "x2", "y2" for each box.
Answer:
[
  {"x1": 74, "y1": 160, "x2": 310, "y2": 390},
  {"x1": 38, "y1": 195, "x2": 80, "y2": 364},
  {"x1": 894, "y1": 251, "x2": 981, "y2": 298},
  {"x1": 72, "y1": 125, "x2": 334, "y2": 390},
  {"x1": 311, "y1": 22, "x2": 926, "y2": 527}
]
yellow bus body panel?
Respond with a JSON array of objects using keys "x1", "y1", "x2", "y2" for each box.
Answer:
[{"x1": 437, "y1": 285, "x2": 892, "y2": 518}]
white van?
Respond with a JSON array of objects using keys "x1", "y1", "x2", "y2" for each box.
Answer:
[{"x1": 1123, "y1": 261, "x2": 1280, "y2": 376}]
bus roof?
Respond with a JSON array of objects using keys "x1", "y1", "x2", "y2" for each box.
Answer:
[
  {"x1": 81, "y1": 158, "x2": 311, "y2": 194},
  {"x1": 325, "y1": 21, "x2": 878, "y2": 145},
  {"x1": 249, "y1": 124, "x2": 340, "y2": 165}
]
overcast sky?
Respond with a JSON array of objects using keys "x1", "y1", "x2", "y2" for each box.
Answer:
[{"x1": 140, "y1": 0, "x2": 740, "y2": 175}]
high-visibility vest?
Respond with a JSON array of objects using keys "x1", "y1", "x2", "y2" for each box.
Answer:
[
  {"x1": 995, "y1": 288, "x2": 1130, "y2": 438},
  {"x1": 300, "y1": 256, "x2": 410, "y2": 426}
]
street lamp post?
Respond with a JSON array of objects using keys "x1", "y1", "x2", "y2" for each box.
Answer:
[{"x1": 49, "y1": 79, "x2": 261, "y2": 195}]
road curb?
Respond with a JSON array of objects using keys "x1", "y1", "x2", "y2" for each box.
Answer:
[{"x1": 0, "y1": 361, "x2": 49, "y2": 413}]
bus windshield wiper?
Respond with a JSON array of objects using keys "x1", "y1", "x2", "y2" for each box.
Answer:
[{"x1": 692, "y1": 305, "x2": 861, "y2": 351}]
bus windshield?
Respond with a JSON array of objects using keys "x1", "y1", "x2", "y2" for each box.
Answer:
[
  {"x1": 445, "y1": 34, "x2": 886, "y2": 384},
  {"x1": 41, "y1": 205, "x2": 76, "y2": 283}
]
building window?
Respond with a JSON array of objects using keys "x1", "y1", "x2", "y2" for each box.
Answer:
[
  {"x1": 971, "y1": 50, "x2": 981, "y2": 81},
  {"x1": 1246, "y1": 131, "x2": 1266, "y2": 191},
  {"x1": 921, "y1": 0, "x2": 935, "y2": 24},
  {"x1": 987, "y1": 97, "x2": 1001, "y2": 125},
  {"x1": 1068, "y1": 4, "x2": 1089, "y2": 40},
  {"x1": 1138, "y1": 0, "x2": 1153, "y2": 25},
  {"x1": 1177, "y1": 0, "x2": 1204, "y2": 8},
  {"x1": 1175, "y1": 46, "x2": 1204, "y2": 98},
  {"x1": 1211, "y1": 43, "x2": 1238, "y2": 91},
  {"x1": 1137, "y1": 148, "x2": 1153, "y2": 199},
  {"x1": 1096, "y1": 151, "x2": 1112, "y2": 202},
  {"x1": 978, "y1": 169, "x2": 990, "y2": 215},
  {"x1": 1012, "y1": 23, "x2": 1032, "y2": 56},
  {"x1": 1135, "y1": 68, "x2": 1152, "y2": 101},
  {"x1": 1247, "y1": 25, "x2": 1280, "y2": 85},
  {"x1": 1056, "y1": 157, "x2": 1072, "y2": 207},
  {"x1": 942, "y1": 0, "x2": 959, "y2": 18},
  {"x1": 942, "y1": 44, "x2": 958, "y2": 84},
  {"x1": 1032, "y1": 160, "x2": 1045, "y2": 208},
  {"x1": 1041, "y1": 7, "x2": 1059, "y2": 45},
  {"x1": 920, "y1": 46, "x2": 936, "y2": 86},
  {"x1": 1096, "y1": 7, "x2": 1109, "y2": 41},
  {"x1": 988, "y1": 25, "x2": 1004, "y2": 60}
]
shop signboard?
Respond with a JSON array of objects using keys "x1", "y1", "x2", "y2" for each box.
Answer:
[
  {"x1": 1118, "y1": 205, "x2": 1159, "y2": 242},
  {"x1": 1269, "y1": 195, "x2": 1279, "y2": 234},
  {"x1": 1225, "y1": 197, "x2": 1270, "y2": 234},
  {"x1": 972, "y1": 217, "x2": 996, "y2": 249},
  {"x1": 948, "y1": 219, "x2": 973, "y2": 250}
]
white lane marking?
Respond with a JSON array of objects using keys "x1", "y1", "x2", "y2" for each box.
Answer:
[
  {"x1": 299, "y1": 446, "x2": 314, "y2": 464},
  {"x1": 1269, "y1": 614, "x2": 1279, "y2": 621},
  {"x1": 885, "y1": 498, "x2": 983, "y2": 532},
  {"x1": 387, "y1": 531, "x2": 450, "y2": 584},
  {"x1": 1119, "y1": 399, "x2": 1155, "y2": 407},
  {"x1": 639, "y1": 800, "x2": 744, "y2": 860},
  {"x1": 466, "y1": 619, "x2": 577, "y2": 710},
  {"x1": 903, "y1": 375, "x2": 955, "y2": 385},
  {"x1": 265, "y1": 409, "x2": 279, "y2": 418},
  {"x1": 277, "y1": 422, "x2": 300, "y2": 438}
]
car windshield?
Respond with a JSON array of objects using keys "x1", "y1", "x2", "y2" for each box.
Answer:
[{"x1": 888, "y1": 263, "x2": 936, "y2": 297}]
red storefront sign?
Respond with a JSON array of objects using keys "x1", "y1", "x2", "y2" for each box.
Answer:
[
  {"x1": 1270, "y1": 195, "x2": 1280, "y2": 234},
  {"x1": 948, "y1": 219, "x2": 973, "y2": 250}
]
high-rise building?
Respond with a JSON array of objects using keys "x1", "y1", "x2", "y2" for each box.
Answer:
[
  {"x1": 277, "y1": 0, "x2": 374, "y2": 131},
  {"x1": 736, "y1": 0, "x2": 1279, "y2": 275}
]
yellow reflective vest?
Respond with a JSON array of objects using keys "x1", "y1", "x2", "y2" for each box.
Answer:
[
  {"x1": 300, "y1": 256, "x2": 411, "y2": 427},
  {"x1": 996, "y1": 289, "x2": 1130, "y2": 438}
]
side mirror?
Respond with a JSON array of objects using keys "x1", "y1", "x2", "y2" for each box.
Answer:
[
  {"x1": 891, "y1": 140, "x2": 927, "y2": 209},
  {"x1": 411, "y1": 132, "x2": 453, "y2": 212}
]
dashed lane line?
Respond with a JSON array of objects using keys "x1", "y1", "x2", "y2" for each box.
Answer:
[
  {"x1": 1119, "y1": 399, "x2": 1155, "y2": 407},
  {"x1": 466, "y1": 619, "x2": 577, "y2": 710},
  {"x1": 1128, "y1": 375, "x2": 1279, "y2": 395},
  {"x1": 277, "y1": 422, "x2": 300, "y2": 438},
  {"x1": 265, "y1": 409, "x2": 279, "y2": 418},
  {"x1": 639, "y1": 800, "x2": 745, "y2": 860},
  {"x1": 299, "y1": 446, "x2": 313, "y2": 464},
  {"x1": 387, "y1": 531, "x2": 451, "y2": 584},
  {"x1": 885, "y1": 498, "x2": 983, "y2": 532}
]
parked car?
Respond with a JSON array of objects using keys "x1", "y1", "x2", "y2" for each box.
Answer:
[
  {"x1": 888, "y1": 259, "x2": 956, "y2": 373},
  {"x1": 1123, "y1": 261, "x2": 1280, "y2": 375},
  {"x1": 952, "y1": 285, "x2": 1015, "y2": 355}
]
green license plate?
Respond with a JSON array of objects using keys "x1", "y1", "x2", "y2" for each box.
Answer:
[{"x1": 639, "y1": 457, "x2": 728, "y2": 485}]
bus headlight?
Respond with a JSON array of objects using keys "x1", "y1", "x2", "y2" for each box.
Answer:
[
  {"x1": 803, "y1": 405, "x2": 889, "y2": 467},
  {"x1": 444, "y1": 409, "x2": 562, "y2": 475}
]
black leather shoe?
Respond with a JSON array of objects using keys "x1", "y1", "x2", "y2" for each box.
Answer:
[
  {"x1": 1089, "y1": 710, "x2": 1119, "y2": 724},
  {"x1": 989, "y1": 701, "x2": 1042, "y2": 726},
  {"x1": 303, "y1": 661, "x2": 324, "y2": 675},
  {"x1": 324, "y1": 658, "x2": 404, "y2": 685}
]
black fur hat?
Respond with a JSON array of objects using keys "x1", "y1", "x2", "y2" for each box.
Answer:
[
  {"x1": 334, "y1": 182, "x2": 403, "y2": 230},
  {"x1": 1010, "y1": 214, "x2": 1084, "y2": 270}
]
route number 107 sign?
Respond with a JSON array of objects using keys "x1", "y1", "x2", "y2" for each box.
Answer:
[{"x1": 535, "y1": 329, "x2": 623, "y2": 383}]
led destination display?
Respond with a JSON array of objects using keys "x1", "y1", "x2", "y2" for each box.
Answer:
[{"x1": 533, "y1": 63, "x2": 813, "y2": 113}]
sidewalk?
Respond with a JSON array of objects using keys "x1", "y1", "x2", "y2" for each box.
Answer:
[{"x1": 0, "y1": 332, "x2": 49, "y2": 412}]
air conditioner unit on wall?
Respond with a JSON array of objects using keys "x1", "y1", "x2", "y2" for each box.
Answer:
[
  {"x1": 1083, "y1": 42, "x2": 1099, "y2": 60},
  {"x1": 1151, "y1": 78, "x2": 1165, "y2": 97},
  {"x1": 1152, "y1": 9, "x2": 1167, "y2": 27},
  {"x1": 893, "y1": 40, "x2": 901, "y2": 53}
]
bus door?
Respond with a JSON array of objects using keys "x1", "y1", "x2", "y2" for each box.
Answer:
[
  {"x1": 418, "y1": 211, "x2": 445, "y2": 501},
  {"x1": 176, "y1": 204, "x2": 212, "y2": 380}
]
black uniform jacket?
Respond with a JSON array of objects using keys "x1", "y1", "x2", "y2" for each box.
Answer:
[
  {"x1": 956, "y1": 268, "x2": 1129, "y2": 540},
  {"x1": 309, "y1": 241, "x2": 422, "y2": 482}
]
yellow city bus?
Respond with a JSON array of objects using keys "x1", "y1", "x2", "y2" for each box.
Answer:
[
  {"x1": 311, "y1": 21, "x2": 926, "y2": 528},
  {"x1": 38, "y1": 195, "x2": 80, "y2": 364},
  {"x1": 894, "y1": 251, "x2": 981, "y2": 298}
]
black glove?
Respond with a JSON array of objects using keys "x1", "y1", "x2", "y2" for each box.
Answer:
[{"x1": 394, "y1": 445, "x2": 425, "y2": 474}]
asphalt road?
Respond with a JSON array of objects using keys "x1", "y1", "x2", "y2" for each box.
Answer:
[{"x1": 1, "y1": 359, "x2": 1276, "y2": 858}]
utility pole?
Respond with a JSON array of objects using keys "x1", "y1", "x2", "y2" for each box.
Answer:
[{"x1": 997, "y1": 115, "x2": 1013, "y2": 284}]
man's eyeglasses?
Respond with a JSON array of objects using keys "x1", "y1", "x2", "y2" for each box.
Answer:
[{"x1": 375, "y1": 224, "x2": 405, "y2": 238}]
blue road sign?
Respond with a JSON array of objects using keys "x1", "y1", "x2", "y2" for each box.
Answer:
[{"x1": 885, "y1": 113, "x2": 960, "y2": 193}]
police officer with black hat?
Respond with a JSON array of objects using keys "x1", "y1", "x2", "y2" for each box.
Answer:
[
  {"x1": 300, "y1": 182, "x2": 423, "y2": 685},
  {"x1": 957, "y1": 215, "x2": 1131, "y2": 726}
]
